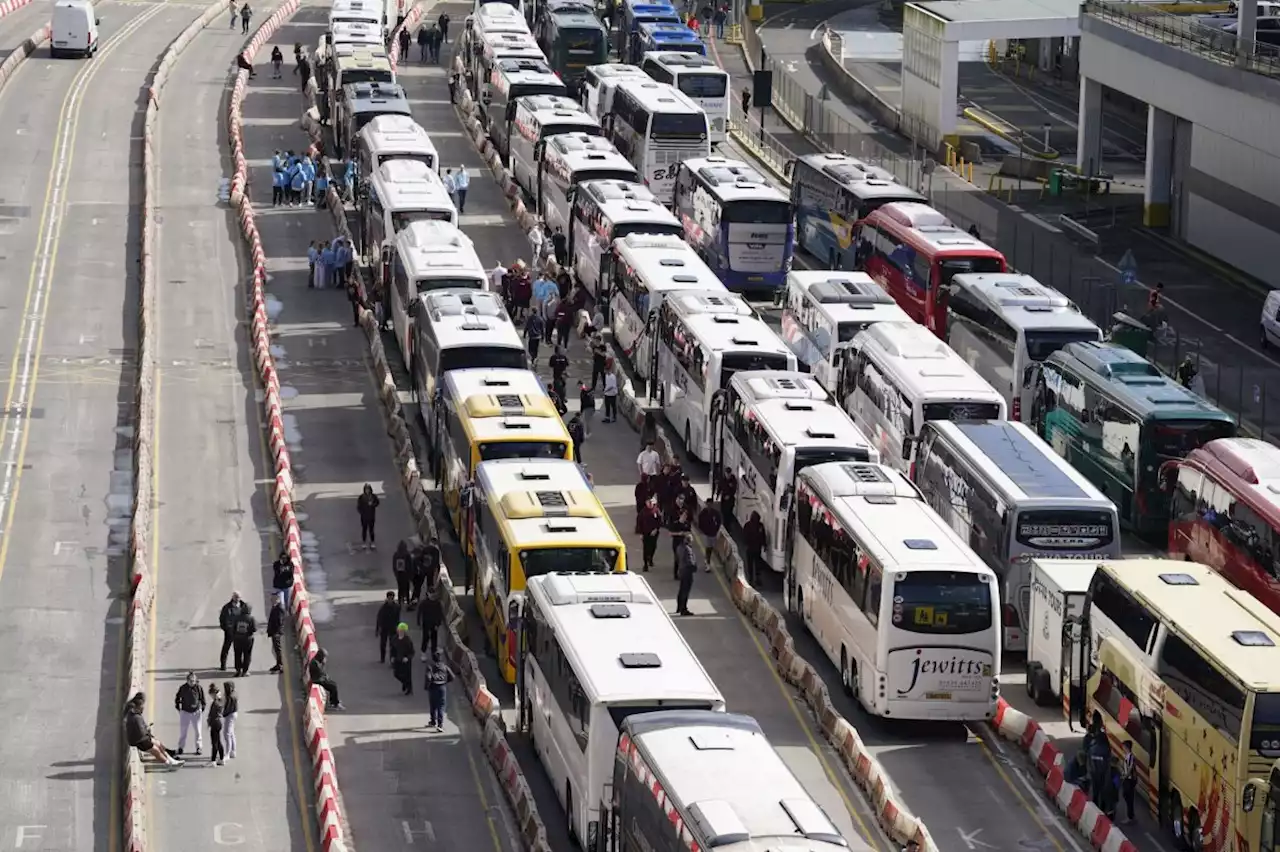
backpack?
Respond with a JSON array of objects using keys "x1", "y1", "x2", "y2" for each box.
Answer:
[
  {"x1": 234, "y1": 614, "x2": 254, "y2": 636},
  {"x1": 429, "y1": 664, "x2": 450, "y2": 686}
]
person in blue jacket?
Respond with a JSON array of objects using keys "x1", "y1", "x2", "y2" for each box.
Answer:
[
  {"x1": 271, "y1": 167, "x2": 286, "y2": 207},
  {"x1": 319, "y1": 241, "x2": 337, "y2": 290},
  {"x1": 333, "y1": 238, "x2": 351, "y2": 291},
  {"x1": 289, "y1": 161, "x2": 305, "y2": 207}
]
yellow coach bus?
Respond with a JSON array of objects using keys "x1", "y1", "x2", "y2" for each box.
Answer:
[
  {"x1": 436, "y1": 368, "x2": 574, "y2": 541},
  {"x1": 1075, "y1": 559, "x2": 1280, "y2": 852},
  {"x1": 469, "y1": 458, "x2": 626, "y2": 683}
]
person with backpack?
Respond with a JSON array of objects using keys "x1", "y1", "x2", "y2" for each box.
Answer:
[
  {"x1": 413, "y1": 537, "x2": 442, "y2": 606},
  {"x1": 568, "y1": 413, "x2": 586, "y2": 464},
  {"x1": 173, "y1": 672, "x2": 206, "y2": 755},
  {"x1": 425, "y1": 649, "x2": 454, "y2": 730},
  {"x1": 231, "y1": 603, "x2": 257, "y2": 677},
  {"x1": 375, "y1": 591, "x2": 402, "y2": 664},
  {"x1": 217, "y1": 592, "x2": 246, "y2": 672},
  {"x1": 267, "y1": 597, "x2": 286, "y2": 674}
]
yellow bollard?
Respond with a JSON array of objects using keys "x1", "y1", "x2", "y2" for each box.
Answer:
[{"x1": 966, "y1": 162, "x2": 974, "y2": 183}]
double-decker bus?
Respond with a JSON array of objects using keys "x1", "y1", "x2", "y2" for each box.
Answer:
[
  {"x1": 1031, "y1": 340, "x2": 1236, "y2": 538},
  {"x1": 360, "y1": 158, "x2": 456, "y2": 260},
  {"x1": 837, "y1": 321, "x2": 1006, "y2": 472},
  {"x1": 518, "y1": 572, "x2": 723, "y2": 848},
  {"x1": 435, "y1": 369, "x2": 573, "y2": 535},
  {"x1": 387, "y1": 221, "x2": 486, "y2": 371},
  {"x1": 789, "y1": 461, "x2": 1002, "y2": 719},
  {"x1": 1077, "y1": 558, "x2": 1280, "y2": 852},
  {"x1": 534, "y1": 134, "x2": 637, "y2": 234},
  {"x1": 567, "y1": 180, "x2": 682, "y2": 297},
  {"x1": 671, "y1": 156, "x2": 794, "y2": 294},
  {"x1": 781, "y1": 270, "x2": 910, "y2": 392},
  {"x1": 475, "y1": 461, "x2": 625, "y2": 684},
  {"x1": 639, "y1": 51, "x2": 728, "y2": 144},
  {"x1": 627, "y1": 21, "x2": 706, "y2": 64},
  {"x1": 790, "y1": 152, "x2": 925, "y2": 270},
  {"x1": 1165, "y1": 438, "x2": 1280, "y2": 615},
  {"x1": 581, "y1": 63, "x2": 650, "y2": 122},
  {"x1": 715, "y1": 373, "x2": 877, "y2": 571},
  {"x1": 912, "y1": 419, "x2": 1120, "y2": 653},
  {"x1": 604, "y1": 80, "x2": 710, "y2": 205},
  {"x1": 482, "y1": 58, "x2": 566, "y2": 148},
  {"x1": 946, "y1": 273, "x2": 1102, "y2": 422},
  {"x1": 598, "y1": 234, "x2": 726, "y2": 377},
  {"x1": 412, "y1": 291, "x2": 527, "y2": 435},
  {"x1": 655, "y1": 292, "x2": 796, "y2": 461},
  {"x1": 606, "y1": 711, "x2": 857, "y2": 852},
  {"x1": 855, "y1": 202, "x2": 1006, "y2": 338},
  {"x1": 534, "y1": 6, "x2": 608, "y2": 88}
]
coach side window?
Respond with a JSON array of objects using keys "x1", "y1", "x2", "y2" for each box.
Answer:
[
  {"x1": 1172, "y1": 466, "x2": 1202, "y2": 525},
  {"x1": 1225, "y1": 498, "x2": 1280, "y2": 579}
]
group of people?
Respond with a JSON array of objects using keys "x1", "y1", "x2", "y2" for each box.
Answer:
[
  {"x1": 374, "y1": 537, "x2": 454, "y2": 729},
  {"x1": 1062, "y1": 711, "x2": 1138, "y2": 825},
  {"x1": 306, "y1": 237, "x2": 355, "y2": 292},
  {"x1": 172, "y1": 672, "x2": 241, "y2": 765},
  {"x1": 270, "y1": 149, "x2": 329, "y2": 208},
  {"x1": 408, "y1": 12, "x2": 451, "y2": 64}
]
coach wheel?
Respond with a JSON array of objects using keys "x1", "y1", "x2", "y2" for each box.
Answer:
[
  {"x1": 840, "y1": 648, "x2": 853, "y2": 697},
  {"x1": 684, "y1": 423, "x2": 692, "y2": 452}
]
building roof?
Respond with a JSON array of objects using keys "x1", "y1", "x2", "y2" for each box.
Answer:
[{"x1": 906, "y1": 0, "x2": 1081, "y2": 40}]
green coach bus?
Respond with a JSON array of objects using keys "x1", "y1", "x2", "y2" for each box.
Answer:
[
  {"x1": 1030, "y1": 341, "x2": 1236, "y2": 539},
  {"x1": 536, "y1": 7, "x2": 609, "y2": 89}
]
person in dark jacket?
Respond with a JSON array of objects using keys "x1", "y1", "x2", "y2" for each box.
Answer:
[
  {"x1": 416, "y1": 24, "x2": 429, "y2": 63},
  {"x1": 231, "y1": 603, "x2": 257, "y2": 677},
  {"x1": 376, "y1": 591, "x2": 401, "y2": 664},
  {"x1": 674, "y1": 534, "x2": 697, "y2": 616},
  {"x1": 412, "y1": 537, "x2": 442, "y2": 606},
  {"x1": 425, "y1": 649, "x2": 454, "y2": 730},
  {"x1": 549, "y1": 346, "x2": 569, "y2": 387},
  {"x1": 357, "y1": 484, "x2": 380, "y2": 550},
  {"x1": 696, "y1": 502, "x2": 722, "y2": 571},
  {"x1": 743, "y1": 512, "x2": 766, "y2": 585},
  {"x1": 126, "y1": 693, "x2": 183, "y2": 767},
  {"x1": 173, "y1": 672, "x2": 206, "y2": 755},
  {"x1": 397, "y1": 25, "x2": 411, "y2": 61},
  {"x1": 634, "y1": 474, "x2": 654, "y2": 528},
  {"x1": 667, "y1": 497, "x2": 692, "y2": 578},
  {"x1": 418, "y1": 578, "x2": 444, "y2": 660},
  {"x1": 568, "y1": 415, "x2": 586, "y2": 464},
  {"x1": 267, "y1": 597, "x2": 286, "y2": 674},
  {"x1": 392, "y1": 539, "x2": 413, "y2": 606},
  {"x1": 437, "y1": 11, "x2": 450, "y2": 42},
  {"x1": 390, "y1": 623, "x2": 416, "y2": 695},
  {"x1": 207, "y1": 684, "x2": 226, "y2": 765},
  {"x1": 218, "y1": 592, "x2": 246, "y2": 671},
  {"x1": 272, "y1": 551, "x2": 293, "y2": 612},
  {"x1": 677, "y1": 474, "x2": 698, "y2": 516},
  {"x1": 1088, "y1": 730, "x2": 1111, "y2": 807},
  {"x1": 309, "y1": 649, "x2": 343, "y2": 709},
  {"x1": 719, "y1": 468, "x2": 737, "y2": 527},
  {"x1": 637, "y1": 495, "x2": 662, "y2": 572}
]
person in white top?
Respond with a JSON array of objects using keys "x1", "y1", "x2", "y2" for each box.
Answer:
[
  {"x1": 443, "y1": 168, "x2": 457, "y2": 207},
  {"x1": 453, "y1": 165, "x2": 469, "y2": 213},
  {"x1": 602, "y1": 367, "x2": 619, "y2": 423},
  {"x1": 636, "y1": 442, "x2": 660, "y2": 477},
  {"x1": 487, "y1": 262, "x2": 507, "y2": 292}
]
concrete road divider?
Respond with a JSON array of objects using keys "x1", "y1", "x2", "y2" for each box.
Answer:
[
  {"x1": 991, "y1": 700, "x2": 1138, "y2": 852},
  {"x1": 124, "y1": 3, "x2": 245, "y2": 850},
  {"x1": 225, "y1": 5, "x2": 353, "y2": 852},
  {"x1": 0, "y1": 0, "x2": 33, "y2": 18},
  {"x1": 387, "y1": 2, "x2": 425, "y2": 72},
  {"x1": 614, "y1": 378, "x2": 941, "y2": 852},
  {"x1": 0, "y1": 26, "x2": 49, "y2": 95}
]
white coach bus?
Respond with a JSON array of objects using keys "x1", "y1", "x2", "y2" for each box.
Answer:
[
  {"x1": 639, "y1": 51, "x2": 729, "y2": 144},
  {"x1": 567, "y1": 180, "x2": 682, "y2": 298},
  {"x1": 655, "y1": 292, "x2": 795, "y2": 462},
  {"x1": 837, "y1": 322, "x2": 1006, "y2": 473},
  {"x1": 534, "y1": 133, "x2": 638, "y2": 234},
  {"x1": 780, "y1": 271, "x2": 910, "y2": 393},
  {"x1": 605, "y1": 711, "x2": 857, "y2": 852},
  {"x1": 518, "y1": 572, "x2": 725, "y2": 851},
  {"x1": 945, "y1": 273, "x2": 1102, "y2": 423},
  {"x1": 716, "y1": 373, "x2": 878, "y2": 572},
  {"x1": 604, "y1": 79, "x2": 710, "y2": 205},
  {"x1": 789, "y1": 461, "x2": 1001, "y2": 720},
  {"x1": 387, "y1": 221, "x2": 487, "y2": 371},
  {"x1": 599, "y1": 234, "x2": 726, "y2": 378}
]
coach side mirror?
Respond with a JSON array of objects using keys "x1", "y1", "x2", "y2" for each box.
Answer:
[
  {"x1": 901, "y1": 435, "x2": 914, "y2": 460},
  {"x1": 380, "y1": 245, "x2": 392, "y2": 266},
  {"x1": 1158, "y1": 466, "x2": 1177, "y2": 493}
]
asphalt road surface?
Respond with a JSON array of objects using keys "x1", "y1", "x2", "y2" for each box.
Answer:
[
  {"x1": 0, "y1": 2, "x2": 213, "y2": 849},
  {"x1": 148, "y1": 13, "x2": 315, "y2": 852}
]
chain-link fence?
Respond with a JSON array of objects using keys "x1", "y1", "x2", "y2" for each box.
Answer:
[{"x1": 725, "y1": 23, "x2": 1280, "y2": 439}]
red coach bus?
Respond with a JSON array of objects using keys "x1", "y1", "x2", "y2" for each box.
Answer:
[
  {"x1": 854, "y1": 202, "x2": 1006, "y2": 338},
  {"x1": 1164, "y1": 438, "x2": 1280, "y2": 613}
]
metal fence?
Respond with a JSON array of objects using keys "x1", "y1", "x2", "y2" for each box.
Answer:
[
  {"x1": 1084, "y1": 0, "x2": 1280, "y2": 77},
  {"x1": 725, "y1": 26, "x2": 1280, "y2": 439}
]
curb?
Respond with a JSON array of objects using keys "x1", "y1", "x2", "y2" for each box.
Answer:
[
  {"x1": 225, "y1": 5, "x2": 354, "y2": 852},
  {"x1": 0, "y1": 26, "x2": 52, "y2": 95},
  {"x1": 612, "y1": 381, "x2": 941, "y2": 852},
  {"x1": 991, "y1": 700, "x2": 1139, "y2": 852},
  {"x1": 125, "y1": 2, "x2": 245, "y2": 849}
]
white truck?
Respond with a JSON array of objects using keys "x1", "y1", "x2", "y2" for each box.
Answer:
[{"x1": 1023, "y1": 558, "x2": 1098, "y2": 713}]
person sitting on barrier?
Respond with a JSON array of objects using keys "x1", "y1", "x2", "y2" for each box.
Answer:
[
  {"x1": 309, "y1": 649, "x2": 344, "y2": 709},
  {"x1": 235, "y1": 52, "x2": 256, "y2": 79},
  {"x1": 125, "y1": 692, "x2": 185, "y2": 769}
]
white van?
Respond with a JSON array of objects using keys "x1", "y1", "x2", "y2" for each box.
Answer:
[{"x1": 51, "y1": 0, "x2": 99, "y2": 58}]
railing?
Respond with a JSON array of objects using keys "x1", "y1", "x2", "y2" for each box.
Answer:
[{"x1": 1083, "y1": 0, "x2": 1280, "y2": 77}]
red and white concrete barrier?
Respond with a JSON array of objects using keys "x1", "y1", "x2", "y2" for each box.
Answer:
[
  {"x1": 225, "y1": 4, "x2": 352, "y2": 852},
  {"x1": 0, "y1": 0, "x2": 33, "y2": 20},
  {"x1": 991, "y1": 700, "x2": 1139, "y2": 852},
  {"x1": 0, "y1": 25, "x2": 49, "y2": 95},
  {"x1": 387, "y1": 2, "x2": 425, "y2": 72}
]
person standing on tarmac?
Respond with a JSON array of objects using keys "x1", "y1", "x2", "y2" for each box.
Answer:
[
  {"x1": 267, "y1": 597, "x2": 286, "y2": 674},
  {"x1": 418, "y1": 577, "x2": 444, "y2": 661},
  {"x1": 222, "y1": 682, "x2": 239, "y2": 760},
  {"x1": 743, "y1": 511, "x2": 767, "y2": 585},
  {"x1": 218, "y1": 592, "x2": 246, "y2": 672},
  {"x1": 397, "y1": 24, "x2": 411, "y2": 62},
  {"x1": 173, "y1": 672, "x2": 206, "y2": 756},
  {"x1": 231, "y1": 603, "x2": 257, "y2": 677},
  {"x1": 412, "y1": 537, "x2": 442, "y2": 607},
  {"x1": 637, "y1": 494, "x2": 662, "y2": 573},
  {"x1": 391, "y1": 623, "x2": 416, "y2": 695},
  {"x1": 357, "y1": 484, "x2": 380, "y2": 550},
  {"x1": 240, "y1": 2, "x2": 251, "y2": 34},
  {"x1": 207, "y1": 684, "x2": 226, "y2": 765},
  {"x1": 272, "y1": 551, "x2": 293, "y2": 612},
  {"x1": 696, "y1": 501, "x2": 722, "y2": 572},
  {"x1": 674, "y1": 533, "x2": 697, "y2": 616},
  {"x1": 376, "y1": 591, "x2": 401, "y2": 664},
  {"x1": 392, "y1": 540, "x2": 413, "y2": 606},
  {"x1": 271, "y1": 44, "x2": 284, "y2": 78},
  {"x1": 425, "y1": 649, "x2": 454, "y2": 730},
  {"x1": 417, "y1": 24, "x2": 430, "y2": 63}
]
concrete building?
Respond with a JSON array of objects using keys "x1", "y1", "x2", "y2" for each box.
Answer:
[{"x1": 1077, "y1": 0, "x2": 1280, "y2": 285}]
